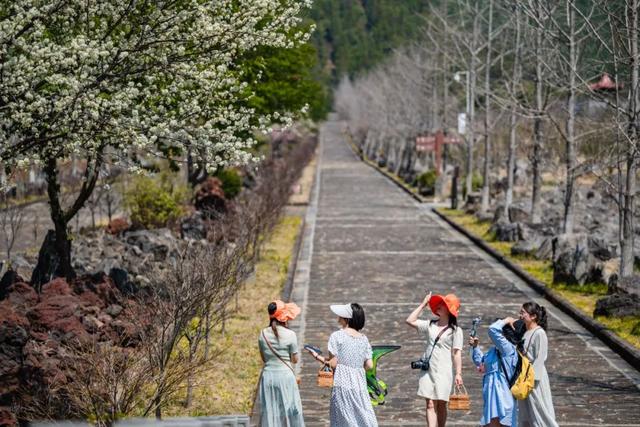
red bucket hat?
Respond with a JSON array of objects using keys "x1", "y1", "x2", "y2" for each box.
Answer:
[{"x1": 429, "y1": 294, "x2": 460, "y2": 318}]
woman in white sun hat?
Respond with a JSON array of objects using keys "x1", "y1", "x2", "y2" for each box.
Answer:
[{"x1": 306, "y1": 303, "x2": 378, "y2": 427}]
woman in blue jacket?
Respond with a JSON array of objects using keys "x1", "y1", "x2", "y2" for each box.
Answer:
[{"x1": 469, "y1": 317, "x2": 526, "y2": 427}]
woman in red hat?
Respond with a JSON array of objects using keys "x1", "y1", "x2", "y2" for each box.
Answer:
[
  {"x1": 258, "y1": 300, "x2": 305, "y2": 427},
  {"x1": 406, "y1": 291, "x2": 464, "y2": 427}
]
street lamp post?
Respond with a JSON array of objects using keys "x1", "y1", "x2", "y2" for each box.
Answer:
[
  {"x1": 453, "y1": 71, "x2": 470, "y2": 134},
  {"x1": 453, "y1": 70, "x2": 473, "y2": 204}
]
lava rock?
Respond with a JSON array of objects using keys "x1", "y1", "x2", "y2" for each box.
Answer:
[
  {"x1": 594, "y1": 293, "x2": 640, "y2": 317},
  {"x1": 491, "y1": 221, "x2": 517, "y2": 242},
  {"x1": 552, "y1": 233, "x2": 597, "y2": 285},
  {"x1": 181, "y1": 212, "x2": 207, "y2": 240}
]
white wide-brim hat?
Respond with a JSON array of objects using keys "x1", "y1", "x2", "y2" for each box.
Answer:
[{"x1": 330, "y1": 304, "x2": 353, "y2": 319}]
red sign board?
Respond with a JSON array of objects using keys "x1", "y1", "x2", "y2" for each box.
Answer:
[
  {"x1": 416, "y1": 135, "x2": 436, "y2": 152},
  {"x1": 415, "y1": 130, "x2": 463, "y2": 174}
]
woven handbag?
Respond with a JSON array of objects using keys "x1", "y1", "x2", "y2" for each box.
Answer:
[
  {"x1": 317, "y1": 364, "x2": 334, "y2": 387},
  {"x1": 449, "y1": 384, "x2": 470, "y2": 410}
]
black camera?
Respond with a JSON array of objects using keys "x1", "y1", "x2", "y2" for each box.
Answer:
[{"x1": 411, "y1": 358, "x2": 430, "y2": 371}]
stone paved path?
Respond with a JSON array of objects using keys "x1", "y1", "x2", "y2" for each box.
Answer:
[{"x1": 287, "y1": 121, "x2": 640, "y2": 427}]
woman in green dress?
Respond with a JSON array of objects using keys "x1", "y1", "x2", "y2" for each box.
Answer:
[{"x1": 258, "y1": 300, "x2": 305, "y2": 427}]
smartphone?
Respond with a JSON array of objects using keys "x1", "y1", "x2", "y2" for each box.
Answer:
[{"x1": 304, "y1": 344, "x2": 322, "y2": 354}]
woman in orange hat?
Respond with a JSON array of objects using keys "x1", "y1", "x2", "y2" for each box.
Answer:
[
  {"x1": 258, "y1": 300, "x2": 305, "y2": 427},
  {"x1": 406, "y1": 291, "x2": 464, "y2": 427}
]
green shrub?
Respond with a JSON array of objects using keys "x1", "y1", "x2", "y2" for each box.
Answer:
[
  {"x1": 462, "y1": 173, "x2": 483, "y2": 198},
  {"x1": 632, "y1": 321, "x2": 640, "y2": 337},
  {"x1": 215, "y1": 168, "x2": 243, "y2": 199},
  {"x1": 124, "y1": 174, "x2": 188, "y2": 229},
  {"x1": 472, "y1": 173, "x2": 483, "y2": 191},
  {"x1": 417, "y1": 170, "x2": 438, "y2": 190}
]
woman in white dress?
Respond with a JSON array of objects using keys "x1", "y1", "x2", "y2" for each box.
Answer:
[
  {"x1": 406, "y1": 291, "x2": 464, "y2": 427},
  {"x1": 518, "y1": 302, "x2": 558, "y2": 427},
  {"x1": 306, "y1": 303, "x2": 378, "y2": 427}
]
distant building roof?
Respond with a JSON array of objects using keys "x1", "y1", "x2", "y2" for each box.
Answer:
[{"x1": 589, "y1": 73, "x2": 622, "y2": 91}]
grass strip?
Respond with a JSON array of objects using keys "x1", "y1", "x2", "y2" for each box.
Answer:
[
  {"x1": 164, "y1": 215, "x2": 303, "y2": 416},
  {"x1": 438, "y1": 208, "x2": 640, "y2": 350}
]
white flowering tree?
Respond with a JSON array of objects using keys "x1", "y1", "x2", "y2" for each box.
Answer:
[{"x1": 0, "y1": 0, "x2": 312, "y2": 285}]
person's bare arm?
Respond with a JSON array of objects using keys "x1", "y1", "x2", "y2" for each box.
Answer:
[
  {"x1": 406, "y1": 291, "x2": 431, "y2": 328},
  {"x1": 306, "y1": 348, "x2": 337, "y2": 368},
  {"x1": 453, "y1": 348, "x2": 463, "y2": 386}
]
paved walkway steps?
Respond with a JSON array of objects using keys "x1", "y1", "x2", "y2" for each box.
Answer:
[{"x1": 288, "y1": 121, "x2": 640, "y2": 427}]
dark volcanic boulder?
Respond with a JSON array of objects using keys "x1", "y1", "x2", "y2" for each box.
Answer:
[
  {"x1": 109, "y1": 268, "x2": 137, "y2": 295},
  {"x1": 552, "y1": 234, "x2": 597, "y2": 285},
  {"x1": 181, "y1": 212, "x2": 207, "y2": 240},
  {"x1": 594, "y1": 293, "x2": 640, "y2": 317},
  {"x1": 490, "y1": 221, "x2": 530, "y2": 242},
  {"x1": 0, "y1": 270, "x2": 23, "y2": 300},
  {"x1": 588, "y1": 236, "x2": 618, "y2": 261},
  {"x1": 508, "y1": 203, "x2": 530, "y2": 223},
  {"x1": 609, "y1": 275, "x2": 640, "y2": 298},
  {"x1": 511, "y1": 237, "x2": 545, "y2": 258},
  {"x1": 124, "y1": 229, "x2": 174, "y2": 261}
]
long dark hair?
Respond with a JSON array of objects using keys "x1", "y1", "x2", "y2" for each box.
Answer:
[
  {"x1": 502, "y1": 320, "x2": 526, "y2": 353},
  {"x1": 448, "y1": 314, "x2": 457, "y2": 330},
  {"x1": 267, "y1": 302, "x2": 286, "y2": 339},
  {"x1": 347, "y1": 303, "x2": 365, "y2": 331},
  {"x1": 433, "y1": 314, "x2": 457, "y2": 329},
  {"x1": 522, "y1": 302, "x2": 548, "y2": 330}
]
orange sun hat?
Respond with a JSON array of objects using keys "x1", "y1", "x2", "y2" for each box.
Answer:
[
  {"x1": 428, "y1": 294, "x2": 460, "y2": 318},
  {"x1": 270, "y1": 300, "x2": 301, "y2": 322}
]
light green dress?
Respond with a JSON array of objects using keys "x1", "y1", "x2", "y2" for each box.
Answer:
[{"x1": 258, "y1": 326, "x2": 305, "y2": 427}]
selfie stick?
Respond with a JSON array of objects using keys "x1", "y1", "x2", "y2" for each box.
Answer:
[{"x1": 470, "y1": 317, "x2": 481, "y2": 356}]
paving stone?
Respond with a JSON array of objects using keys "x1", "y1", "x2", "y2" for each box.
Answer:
[{"x1": 289, "y1": 122, "x2": 640, "y2": 427}]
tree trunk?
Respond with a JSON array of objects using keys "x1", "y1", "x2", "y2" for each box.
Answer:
[
  {"x1": 441, "y1": 18, "x2": 449, "y2": 171},
  {"x1": 562, "y1": 0, "x2": 577, "y2": 234},
  {"x1": 481, "y1": 0, "x2": 494, "y2": 213},
  {"x1": 621, "y1": 153, "x2": 636, "y2": 277},
  {"x1": 505, "y1": 5, "x2": 522, "y2": 219},
  {"x1": 621, "y1": 0, "x2": 639, "y2": 277},
  {"x1": 465, "y1": 31, "x2": 478, "y2": 199},
  {"x1": 531, "y1": 4, "x2": 545, "y2": 224},
  {"x1": 32, "y1": 157, "x2": 75, "y2": 286},
  {"x1": 187, "y1": 148, "x2": 208, "y2": 188},
  {"x1": 506, "y1": 112, "x2": 518, "y2": 219},
  {"x1": 155, "y1": 395, "x2": 162, "y2": 420},
  {"x1": 32, "y1": 153, "x2": 103, "y2": 288}
]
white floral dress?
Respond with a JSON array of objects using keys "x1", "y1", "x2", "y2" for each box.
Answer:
[{"x1": 328, "y1": 329, "x2": 378, "y2": 427}]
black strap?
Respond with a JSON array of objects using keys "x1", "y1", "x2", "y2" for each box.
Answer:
[
  {"x1": 525, "y1": 328, "x2": 540, "y2": 356},
  {"x1": 261, "y1": 329, "x2": 296, "y2": 377},
  {"x1": 497, "y1": 351, "x2": 514, "y2": 386},
  {"x1": 498, "y1": 328, "x2": 539, "y2": 387},
  {"x1": 424, "y1": 322, "x2": 450, "y2": 364}
]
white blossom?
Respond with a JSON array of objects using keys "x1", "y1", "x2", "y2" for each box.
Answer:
[{"x1": 0, "y1": 0, "x2": 312, "y2": 174}]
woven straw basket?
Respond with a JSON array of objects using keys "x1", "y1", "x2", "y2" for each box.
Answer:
[
  {"x1": 449, "y1": 384, "x2": 470, "y2": 410},
  {"x1": 317, "y1": 365, "x2": 334, "y2": 387}
]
